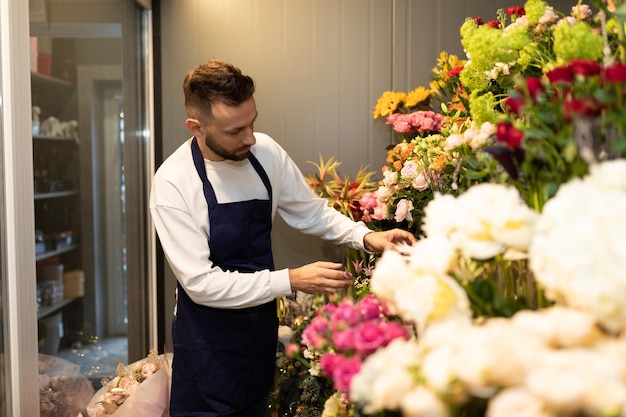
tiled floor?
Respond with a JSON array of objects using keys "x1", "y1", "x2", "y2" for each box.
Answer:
[{"x1": 56, "y1": 336, "x2": 128, "y2": 388}]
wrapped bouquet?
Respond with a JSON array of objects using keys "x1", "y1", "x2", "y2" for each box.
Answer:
[{"x1": 81, "y1": 349, "x2": 171, "y2": 417}]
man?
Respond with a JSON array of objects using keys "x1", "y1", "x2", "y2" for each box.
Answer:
[{"x1": 150, "y1": 59, "x2": 416, "y2": 417}]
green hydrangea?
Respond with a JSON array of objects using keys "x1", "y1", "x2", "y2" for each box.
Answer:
[
  {"x1": 503, "y1": 22, "x2": 533, "y2": 52},
  {"x1": 460, "y1": 62, "x2": 490, "y2": 93},
  {"x1": 468, "y1": 91, "x2": 499, "y2": 125},
  {"x1": 553, "y1": 22, "x2": 603, "y2": 64},
  {"x1": 524, "y1": 0, "x2": 548, "y2": 26},
  {"x1": 460, "y1": 18, "x2": 478, "y2": 50}
]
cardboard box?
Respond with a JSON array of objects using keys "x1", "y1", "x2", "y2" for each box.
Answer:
[{"x1": 63, "y1": 270, "x2": 84, "y2": 298}]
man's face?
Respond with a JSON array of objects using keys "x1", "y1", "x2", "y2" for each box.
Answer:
[{"x1": 193, "y1": 97, "x2": 258, "y2": 161}]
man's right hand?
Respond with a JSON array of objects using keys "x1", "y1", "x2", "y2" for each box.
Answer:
[{"x1": 288, "y1": 261, "x2": 352, "y2": 294}]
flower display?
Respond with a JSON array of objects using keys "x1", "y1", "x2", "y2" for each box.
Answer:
[
  {"x1": 286, "y1": 2, "x2": 626, "y2": 417},
  {"x1": 300, "y1": 295, "x2": 411, "y2": 395},
  {"x1": 350, "y1": 306, "x2": 626, "y2": 417}
]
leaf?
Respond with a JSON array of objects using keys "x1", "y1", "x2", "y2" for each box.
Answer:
[{"x1": 482, "y1": 145, "x2": 524, "y2": 180}]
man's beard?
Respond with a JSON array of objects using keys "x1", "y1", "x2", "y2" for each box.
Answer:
[{"x1": 204, "y1": 132, "x2": 251, "y2": 161}]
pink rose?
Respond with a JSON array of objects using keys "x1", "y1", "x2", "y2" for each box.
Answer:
[
  {"x1": 353, "y1": 321, "x2": 387, "y2": 356},
  {"x1": 357, "y1": 294, "x2": 382, "y2": 320},
  {"x1": 384, "y1": 321, "x2": 411, "y2": 344},
  {"x1": 332, "y1": 329, "x2": 356, "y2": 351},
  {"x1": 400, "y1": 160, "x2": 419, "y2": 180},
  {"x1": 372, "y1": 206, "x2": 386, "y2": 221},
  {"x1": 394, "y1": 199, "x2": 414, "y2": 222},
  {"x1": 285, "y1": 343, "x2": 300, "y2": 358},
  {"x1": 412, "y1": 172, "x2": 428, "y2": 191},
  {"x1": 330, "y1": 299, "x2": 361, "y2": 329},
  {"x1": 301, "y1": 316, "x2": 329, "y2": 349},
  {"x1": 319, "y1": 352, "x2": 342, "y2": 374}
]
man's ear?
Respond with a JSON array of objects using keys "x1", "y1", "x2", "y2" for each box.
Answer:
[{"x1": 185, "y1": 118, "x2": 202, "y2": 136}]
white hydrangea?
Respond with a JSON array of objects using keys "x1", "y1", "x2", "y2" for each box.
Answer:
[{"x1": 529, "y1": 160, "x2": 626, "y2": 333}]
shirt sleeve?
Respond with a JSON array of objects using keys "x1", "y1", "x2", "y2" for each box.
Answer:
[{"x1": 149, "y1": 167, "x2": 293, "y2": 309}]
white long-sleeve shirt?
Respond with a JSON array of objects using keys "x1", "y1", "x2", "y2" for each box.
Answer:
[{"x1": 150, "y1": 133, "x2": 372, "y2": 309}]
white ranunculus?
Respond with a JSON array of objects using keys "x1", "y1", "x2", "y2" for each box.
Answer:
[
  {"x1": 406, "y1": 234, "x2": 456, "y2": 276},
  {"x1": 423, "y1": 184, "x2": 537, "y2": 260},
  {"x1": 422, "y1": 193, "x2": 458, "y2": 237},
  {"x1": 370, "y1": 367, "x2": 416, "y2": 411},
  {"x1": 401, "y1": 386, "x2": 448, "y2": 417},
  {"x1": 350, "y1": 339, "x2": 421, "y2": 414},
  {"x1": 419, "y1": 344, "x2": 456, "y2": 393},
  {"x1": 510, "y1": 306, "x2": 600, "y2": 348},
  {"x1": 525, "y1": 348, "x2": 626, "y2": 415},
  {"x1": 451, "y1": 321, "x2": 541, "y2": 396},
  {"x1": 486, "y1": 387, "x2": 547, "y2": 417},
  {"x1": 587, "y1": 158, "x2": 626, "y2": 192},
  {"x1": 452, "y1": 184, "x2": 538, "y2": 259},
  {"x1": 369, "y1": 249, "x2": 410, "y2": 305},
  {"x1": 445, "y1": 133, "x2": 464, "y2": 150},
  {"x1": 371, "y1": 236, "x2": 471, "y2": 330},
  {"x1": 401, "y1": 160, "x2": 419, "y2": 180}
]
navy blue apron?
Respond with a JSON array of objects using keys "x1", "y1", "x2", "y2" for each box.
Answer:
[{"x1": 170, "y1": 137, "x2": 278, "y2": 417}]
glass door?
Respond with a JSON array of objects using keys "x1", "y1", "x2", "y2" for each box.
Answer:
[{"x1": 27, "y1": 0, "x2": 154, "y2": 414}]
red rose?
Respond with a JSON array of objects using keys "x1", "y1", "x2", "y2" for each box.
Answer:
[
  {"x1": 503, "y1": 96, "x2": 525, "y2": 115},
  {"x1": 602, "y1": 62, "x2": 626, "y2": 83},
  {"x1": 487, "y1": 20, "x2": 502, "y2": 28},
  {"x1": 547, "y1": 65, "x2": 574, "y2": 84},
  {"x1": 569, "y1": 59, "x2": 601, "y2": 76},
  {"x1": 563, "y1": 98, "x2": 599, "y2": 119},
  {"x1": 447, "y1": 66, "x2": 464, "y2": 78},
  {"x1": 525, "y1": 77, "x2": 545, "y2": 102},
  {"x1": 505, "y1": 6, "x2": 525, "y2": 16},
  {"x1": 496, "y1": 122, "x2": 524, "y2": 149}
]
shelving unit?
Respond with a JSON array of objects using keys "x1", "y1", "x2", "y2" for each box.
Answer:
[{"x1": 32, "y1": 61, "x2": 84, "y2": 354}]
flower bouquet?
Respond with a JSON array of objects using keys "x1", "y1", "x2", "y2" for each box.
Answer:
[{"x1": 82, "y1": 349, "x2": 171, "y2": 417}]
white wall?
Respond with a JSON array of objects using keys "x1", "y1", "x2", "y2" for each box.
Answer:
[{"x1": 158, "y1": 0, "x2": 578, "y2": 345}]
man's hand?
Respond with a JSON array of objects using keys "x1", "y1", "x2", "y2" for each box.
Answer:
[
  {"x1": 363, "y1": 229, "x2": 417, "y2": 253},
  {"x1": 288, "y1": 261, "x2": 352, "y2": 294}
]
